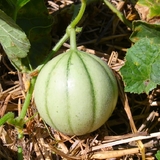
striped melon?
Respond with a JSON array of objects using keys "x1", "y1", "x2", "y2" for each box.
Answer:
[{"x1": 34, "y1": 49, "x2": 118, "y2": 135}]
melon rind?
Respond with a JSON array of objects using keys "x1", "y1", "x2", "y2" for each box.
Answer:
[{"x1": 34, "y1": 50, "x2": 118, "y2": 135}]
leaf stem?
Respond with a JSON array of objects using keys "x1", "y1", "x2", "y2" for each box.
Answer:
[
  {"x1": 16, "y1": 77, "x2": 36, "y2": 160},
  {"x1": 18, "y1": 146, "x2": 23, "y2": 160},
  {"x1": 19, "y1": 77, "x2": 36, "y2": 120},
  {"x1": 38, "y1": 33, "x2": 69, "y2": 71},
  {"x1": 70, "y1": 0, "x2": 86, "y2": 28},
  {"x1": 0, "y1": 112, "x2": 14, "y2": 125},
  {"x1": 103, "y1": 0, "x2": 132, "y2": 29},
  {"x1": 13, "y1": 9, "x2": 18, "y2": 22}
]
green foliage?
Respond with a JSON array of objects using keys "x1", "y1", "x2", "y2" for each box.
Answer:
[
  {"x1": 16, "y1": 0, "x2": 53, "y2": 70},
  {"x1": 120, "y1": 38, "x2": 160, "y2": 94},
  {"x1": 0, "y1": 0, "x2": 53, "y2": 72},
  {"x1": 136, "y1": 0, "x2": 160, "y2": 20},
  {"x1": 120, "y1": 19, "x2": 160, "y2": 94},
  {"x1": 130, "y1": 21, "x2": 160, "y2": 43},
  {"x1": 6, "y1": 0, "x2": 30, "y2": 11},
  {"x1": 118, "y1": 0, "x2": 160, "y2": 94},
  {"x1": 0, "y1": 0, "x2": 30, "y2": 21},
  {"x1": 156, "y1": 150, "x2": 160, "y2": 160},
  {"x1": 0, "y1": 9, "x2": 30, "y2": 71}
]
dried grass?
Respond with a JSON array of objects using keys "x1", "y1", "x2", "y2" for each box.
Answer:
[{"x1": 0, "y1": 0, "x2": 160, "y2": 159}]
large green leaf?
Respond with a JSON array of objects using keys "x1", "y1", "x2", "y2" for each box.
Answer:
[
  {"x1": 0, "y1": 9, "x2": 30, "y2": 71},
  {"x1": 16, "y1": 0, "x2": 53, "y2": 70},
  {"x1": 0, "y1": 0, "x2": 53, "y2": 71},
  {"x1": 120, "y1": 38, "x2": 160, "y2": 94},
  {"x1": 130, "y1": 20, "x2": 160, "y2": 43},
  {"x1": 0, "y1": 0, "x2": 30, "y2": 20}
]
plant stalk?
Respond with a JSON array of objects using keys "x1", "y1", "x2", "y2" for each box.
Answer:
[
  {"x1": 70, "y1": 28, "x2": 77, "y2": 50},
  {"x1": 13, "y1": 8, "x2": 18, "y2": 22},
  {"x1": 38, "y1": 33, "x2": 69, "y2": 71},
  {"x1": 19, "y1": 77, "x2": 36, "y2": 120},
  {"x1": 18, "y1": 146, "x2": 23, "y2": 160},
  {"x1": 70, "y1": 0, "x2": 86, "y2": 28},
  {"x1": 38, "y1": 0, "x2": 86, "y2": 71},
  {"x1": 15, "y1": 77, "x2": 36, "y2": 160}
]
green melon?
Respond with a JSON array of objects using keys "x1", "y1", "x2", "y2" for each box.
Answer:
[{"x1": 34, "y1": 49, "x2": 118, "y2": 135}]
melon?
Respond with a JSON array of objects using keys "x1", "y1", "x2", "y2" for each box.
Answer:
[{"x1": 34, "y1": 49, "x2": 118, "y2": 135}]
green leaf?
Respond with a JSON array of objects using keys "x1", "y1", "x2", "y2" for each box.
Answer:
[
  {"x1": 120, "y1": 37, "x2": 160, "y2": 94},
  {"x1": 0, "y1": 9, "x2": 30, "y2": 71},
  {"x1": 136, "y1": 0, "x2": 160, "y2": 21},
  {"x1": 0, "y1": 1, "x2": 13, "y2": 18},
  {"x1": 6, "y1": 0, "x2": 30, "y2": 9},
  {"x1": 130, "y1": 20, "x2": 160, "y2": 43},
  {"x1": 156, "y1": 150, "x2": 160, "y2": 160},
  {"x1": 0, "y1": 0, "x2": 30, "y2": 21},
  {"x1": 16, "y1": 0, "x2": 30, "y2": 8},
  {"x1": 16, "y1": 0, "x2": 53, "y2": 70}
]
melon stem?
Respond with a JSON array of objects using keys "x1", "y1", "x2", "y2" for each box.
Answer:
[{"x1": 70, "y1": 28, "x2": 77, "y2": 50}]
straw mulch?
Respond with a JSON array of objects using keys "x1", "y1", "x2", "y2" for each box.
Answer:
[{"x1": 0, "y1": 0, "x2": 160, "y2": 159}]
